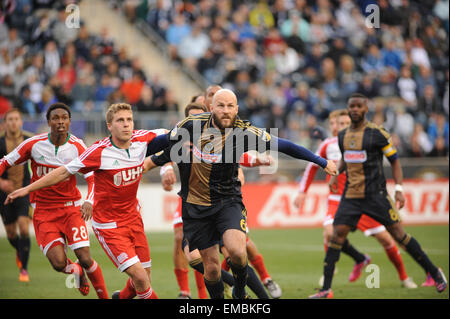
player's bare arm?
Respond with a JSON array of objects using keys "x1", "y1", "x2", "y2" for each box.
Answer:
[
  {"x1": 160, "y1": 163, "x2": 176, "y2": 192},
  {"x1": 5, "y1": 166, "x2": 72, "y2": 204},
  {"x1": 143, "y1": 157, "x2": 157, "y2": 173},
  {"x1": 391, "y1": 158, "x2": 405, "y2": 210}
]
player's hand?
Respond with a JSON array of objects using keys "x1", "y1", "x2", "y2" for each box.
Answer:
[
  {"x1": 0, "y1": 179, "x2": 14, "y2": 194},
  {"x1": 324, "y1": 160, "x2": 337, "y2": 176},
  {"x1": 254, "y1": 154, "x2": 274, "y2": 167},
  {"x1": 395, "y1": 191, "x2": 405, "y2": 210},
  {"x1": 161, "y1": 168, "x2": 176, "y2": 192},
  {"x1": 329, "y1": 175, "x2": 339, "y2": 194},
  {"x1": 4, "y1": 187, "x2": 29, "y2": 205},
  {"x1": 81, "y1": 201, "x2": 93, "y2": 221},
  {"x1": 293, "y1": 193, "x2": 307, "y2": 209}
]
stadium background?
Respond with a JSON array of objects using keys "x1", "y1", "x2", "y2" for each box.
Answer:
[{"x1": 0, "y1": 0, "x2": 448, "y2": 299}]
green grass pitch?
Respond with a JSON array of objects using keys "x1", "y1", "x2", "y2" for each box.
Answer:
[{"x1": 0, "y1": 225, "x2": 448, "y2": 299}]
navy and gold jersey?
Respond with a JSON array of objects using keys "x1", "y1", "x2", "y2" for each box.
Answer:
[
  {"x1": 152, "y1": 112, "x2": 272, "y2": 207},
  {"x1": 338, "y1": 121, "x2": 398, "y2": 199},
  {"x1": 0, "y1": 130, "x2": 33, "y2": 191}
]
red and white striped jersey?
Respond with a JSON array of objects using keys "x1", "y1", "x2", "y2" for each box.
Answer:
[
  {"x1": 65, "y1": 129, "x2": 165, "y2": 227},
  {"x1": 298, "y1": 136, "x2": 346, "y2": 199},
  {"x1": 0, "y1": 133, "x2": 94, "y2": 208}
]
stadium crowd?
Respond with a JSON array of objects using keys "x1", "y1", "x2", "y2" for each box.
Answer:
[
  {"x1": 1, "y1": 0, "x2": 449, "y2": 158},
  {"x1": 0, "y1": 0, "x2": 178, "y2": 121}
]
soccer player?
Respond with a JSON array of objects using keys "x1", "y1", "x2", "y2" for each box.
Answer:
[
  {"x1": 146, "y1": 89, "x2": 337, "y2": 299},
  {"x1": 205, "y1": 85, "x2": 283, "y2": 298},
  {"x1": 5, "y1": 103, "x2": 172, "y2": 299},
  {"x1": 0, "y1": 109, "x2": 33, "y2": 282},
  {"x1": 295, "y1": 109, "x2": 417, "y2": 288},
  {"x1": 309, "y1": 93, "x2": 447, "y2": 298},
  {"x1": 0, "y1": 103, "x2": 108, "y2": 298}
]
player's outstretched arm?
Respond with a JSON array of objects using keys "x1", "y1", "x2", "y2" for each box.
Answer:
[
  {"x1": 275, "y1": 137, "x2": 337, "y2": 176},
  {"x1": 5, "y1": 166, "x2": 72, "y2": 204}
]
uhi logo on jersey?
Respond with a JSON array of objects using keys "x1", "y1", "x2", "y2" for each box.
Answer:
[
  {"x1": 36, "y1": 165, "x2": 55, "y2": 177},
  {"x1": 113, "y1": 166, "x2": 143, "y2": 186},
  {"x1": 343, "y1": 150, "x2": 367, "y2": 163}
]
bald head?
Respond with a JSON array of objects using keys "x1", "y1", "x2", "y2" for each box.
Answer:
[{"x1": 210, "y1": 88, "x2": 239, "y2": 130}]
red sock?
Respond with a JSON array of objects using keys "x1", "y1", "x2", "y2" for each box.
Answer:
[
  {"x1": 221, "y1": 258, "x2": 230, "y2": 272},
  {"x1": 120, "y1": 278, "x2": 137, "y2": 299},
  {"x1": 249, "y1": 254, "x2": 270, "y2": 283},
  {"x1": 385, "y1": 245, "x2": 408, "y2": 281},
  {"x1": 136, "y1": 286, "x2": 157, "y2": 299},
  {"x1": 174, "y1": 268, "x2": 190, "y2": 296},
  {"x1": 194, "y1": 270, "x2": 208, "y2": 299},
  {"x1": 85, "y1": 260, "x2": 109, "y2": 299}
]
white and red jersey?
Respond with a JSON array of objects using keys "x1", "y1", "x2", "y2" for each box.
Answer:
[
  {"x1": 0, "y1": 133, "x2": 94, "y2": 208},
  {"x1": 298, "y1": 136, "x2": 346, "y2": 201},
  {"x1": 65, "y1": 129, "x2": 166, "y2": 227}
]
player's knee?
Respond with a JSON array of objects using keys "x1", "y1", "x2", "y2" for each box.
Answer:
[{"x1": 50, "y1": 258, "x2": 67, "y2": 272}]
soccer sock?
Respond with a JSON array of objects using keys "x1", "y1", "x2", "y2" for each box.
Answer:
[
  {"x1": 85, "y1": 260, "x2": 109, "y2": 299},
  {"x1": 174, "y1": 268, "x2": 190, "y2": 296},
  {"x1": 247, "y1": 265, "x2": 269, "y2": 299},
  {"x1": 7, "y1": 235, "x2": 19, "y2": 250},
  {"x1": 249, "y1": 254, "x2": 271, "y2": 283},
  {"x1": 194, "y1": 270, "x2": 208, "y2": 299},
  {"x1": 228, "y1": 258, "x2": 248, "y2": 298},
  {"x1": 18, "y1": 236, "x2": 30, "y2": 270},
  {"x1": 384, "y1": 245, "x2": 408, "y2": 281},
  {"x1": 400, "y1": 234, "x2": 438, "y2": 277},
  {"x1": 136, "y1": 286, "x2": 156, "y2": 299},
  {"x1": 221, "y1": 258, "x2": 230, "y2": 272},
  {"x1": 322, "y1": 242, "x2": 342, "y2": 290},
  {"x1": 341, "y1": 239, "x2": 365, "y2": 264},
  {"x1": 204, "y1": 277, "x2": 224, "y2": 299},
  {"x1": 119, "y1": 277, "x2": 137, "y2": 299},
  {"x1": 189, "y1": 258, "x2": 235, "y2": 287}
]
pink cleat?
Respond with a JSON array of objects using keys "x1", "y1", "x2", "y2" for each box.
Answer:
[
  {"x1": 421, "y1": 273, "x2": 435, "y2": 287},
  {"x1": 349, "y1": 255, "x2": 371, "y2": 282}
]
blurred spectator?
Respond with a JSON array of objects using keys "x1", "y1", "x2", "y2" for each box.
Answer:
[
  {"x1": 394, "y1": 105, "x2": 415, "y2": 143},
  {"x1": 56, "y1": 62, "x2": 77, "y2": 95},
  {"x1": 280, "y1": 10, "x2": 310, "y2": 44},
  {"x1": 52, "y1": 9, "x2": 78, "y2": 48},
  {"x1": 427, "y1": 113, "x2": 449, "y2": 150},
  {"x1": 415, "y1": 66, "x2": 437, "y2": 96},
  {"x1": 178, "y1": 21, "x2": 210, "y2": 70},
  {"x1": 397, "y1": 66, "x2": 417, "y2": 107},
  {"x1": 147, "y1": 0, "x2": 173, "y2": 38},
  {"x1": 338, "y1": 54, "x2": 360, "y2": 98},
  {"x1": 43, "y1": 40, "x2": 60, "y2": 77},
  {"x1": 166, "y1": 14, "x2": 191, "y2": 59},
  {"x1": 94, "y1": 74, "x2": 115, "y2": 107},
  {"x1": 381, "y1": 41, "x2": 403, "y2": 72},
  {"x1": 357, "y1": 74, "x2": 379, "y2": 99},
  {"x1": 18, "y1": 85, "x2": 37, "y2": 117},
  {"x1": 228, "y1": 10, "x2": 256, "y2": 43},
  {"x1": 30, "y1": 13, "x2": 54, "y2": 50},
  {"x1": 71, "y1": 74, "x2": 95, "y2": 112},
  {"x1": 417, "y1": 85, "x2": 443, "y2": 125},
  {"x1": 135, "y1": 85, "x2": 157, "y2": 112},
  {"x1": 361, "y1": 44, "x2": 384, "y2": 75},
  {"x1": 37, "y1": 85, "x2": 57, "y2": 115},
  {"x1": 273, "y1": 42, "x2": 300, "y2": 76},
  {"x1": 120, "y1": 72, "x2": 145, "y2": 105},
  {"x1": 407, "y1": 123, "x2": 433, "y2": 157}
]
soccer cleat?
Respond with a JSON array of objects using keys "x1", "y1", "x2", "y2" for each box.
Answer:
[
  {"x1": 112, "y1": 290, "x2": 121, "y2": 299},
  {"x1": 223, "y1": 282, "x2": 233, "y2": 299},
  {"x1": 401, "y1": 277, "x2": 417, "y2": 289},
  {"x1": 19, "y1": 269, "x2": 29, "y2": 282},
  {"x1": 433, "y1": 268, "x2": 447, "y2": 293},
  {"x1": 309, "y1": 289, "x2": 333, "y2": 299},
  {"x1": 421, "y1": 273, "x2": 435, "y2": 287},
  {"x1": 264, "y1": 279, "x2": 282, "y2": 299},
  {"x1": 177, "y1": 292, "x2": 192, "y2": 299},
  {"x1": 232, "y1": 287, "x2": 251, "y2": 299},
  {"x1": 349, "y1": 255, "x2": 371, "y2": 282}
]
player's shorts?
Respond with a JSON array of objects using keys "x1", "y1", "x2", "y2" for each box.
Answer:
[
  {"x1": 0, "y1": 194, "x2": 31, "y2": 225},
  {"x1": 32, "y1": 201, "x2": 89, "y2": 256},
  {"x1": 324, "y1": 197, "x2": 386, "y2": 236},
  {"x1": 333, "y1": 192, "x2": 400, "y2": 229},
  {"x1": 173, "y1": 196, "x2": 183, "y2": 229},
  {"x1": 92, "y1": 217, "x2": 151, "y2": 272},
  {"x1": 182, "y1": 198, "x2": 247, "y2": 252}
]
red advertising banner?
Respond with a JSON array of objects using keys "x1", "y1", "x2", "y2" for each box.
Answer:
[{"x1": 242, "y1": 179, "x2": 449, "y2": 228}]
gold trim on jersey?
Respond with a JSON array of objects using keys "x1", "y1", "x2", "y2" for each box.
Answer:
[{"x1": 343, "y1": 124, "x2": 366, "y2": 198}]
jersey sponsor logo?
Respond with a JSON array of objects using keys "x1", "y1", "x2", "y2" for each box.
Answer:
[
  {"x1": 343, "y1": 150, "x2": 367, "y2": 163},
  {"x1": 117, "y1": 252, "x2": 128, "y2": 264},
  {"x1": 192, "y1": 145, "x2": 222, "y2": 164},
  {"x1": 36, "y1": 165, "x2": 54, "y2": 177},
  {"x1": 113, "y1": 166, "x2": 143, "y2": 186}
]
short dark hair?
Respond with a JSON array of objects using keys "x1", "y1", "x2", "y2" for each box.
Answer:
[
  {"x1": 349, "y1": 93, "x2": 368, "y2": 100},
  {"x1": 46, "y1": 103, "x2": 71, "y2": 121},
  {"x1": 184, "y1": 102, "x2": 208, "y2": 117}
]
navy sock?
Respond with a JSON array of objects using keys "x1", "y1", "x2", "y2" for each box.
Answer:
[{"x1": 323, "y1": 242, "x2": 342, "y2": 290}]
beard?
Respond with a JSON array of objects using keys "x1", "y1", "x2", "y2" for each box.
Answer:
[{"x1": 212, "y1": 112, "x2": 236, "y2": 130}]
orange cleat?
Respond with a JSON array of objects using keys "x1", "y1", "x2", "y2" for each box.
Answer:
[{"x1": 19, "y1": 269, "x2": 29, "y2": 282}]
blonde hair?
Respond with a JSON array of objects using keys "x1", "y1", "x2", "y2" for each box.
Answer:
[
  {"x1": 105, "y1": 103, "x2": 132, "y2": 124},
  {"x1": 329, "y1": 109, "x2": 348, "y2": 120}
]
